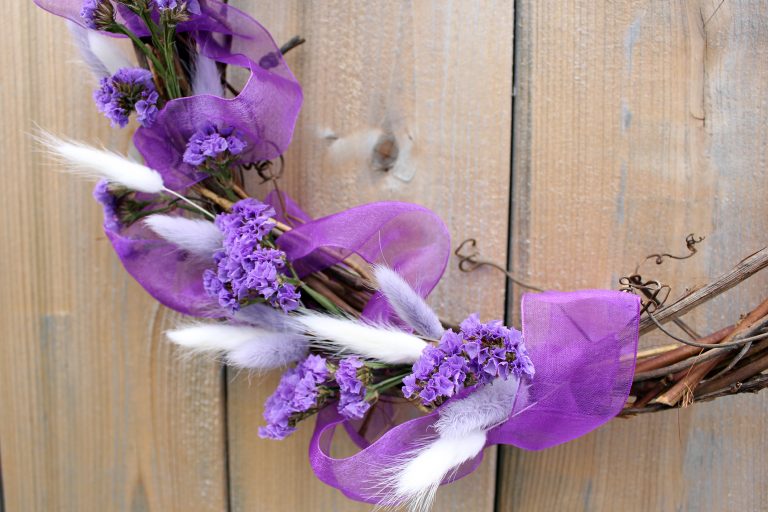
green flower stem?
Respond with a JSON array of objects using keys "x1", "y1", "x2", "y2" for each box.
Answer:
[
  {"x1": 124, "y1": 5, "x2": 181, "y2": 99},
  {"x1": 110, "y1": 23, "x2": 168, "y2": 77},
  {"x1": 160, "y1": 21, "x2": 182, "y2": 98},
  {"x1": 370, "y1": 372, "x2": 410, "y2": 393},
  {"x1": 300, "y1": 283, "x2": 344, "y2": 315}
]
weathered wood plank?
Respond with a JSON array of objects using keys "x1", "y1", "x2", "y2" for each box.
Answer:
[
  {"x1": 0, "y1": 4, "x2": 228, "y2": 511},
  {"x1": 501, "y1": 1, "x2": 768, "y2": 510},
  {"x1": 228, "y1": 1, "x2": 513, "y2": 510}
]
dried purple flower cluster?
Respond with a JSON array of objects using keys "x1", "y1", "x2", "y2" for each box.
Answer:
[
  {"x1": 259, "y1": 355, "x2": 330, "y2": 440},
  {"x1": 80, "y1": 0, "x2": 114, "y2": 30},
  {"x1": 94, "y1": 68, "x2": 159, "y2": 128},
  {"x1": 93, "y1": 180, "x2": 120, "y2": 231},
  {"x1": 153, "y1": 0, "x2": 201, "y2": 15},
  {"x1": 183, "y1": 122, "x2": 247, "y2": 170},
  {"x1": 260, "y1": 355, "x2": 374, "y2": 439},
  {"x1": 335, "y1": 357, "x2": 371, "y2": 420},
  {"x1": 203, "y1": 198, "x2": 301, "y2": 313},
  {"x1": 402, "y1": 314, "x2": 534, "y2": 407},
  {"x1": 153, "y1": 0, "x2": 178, "y2": 9}
]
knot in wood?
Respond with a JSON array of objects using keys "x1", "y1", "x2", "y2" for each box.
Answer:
[{"x1": 372, "y1": 133, "x2": 399, "y2": 171}]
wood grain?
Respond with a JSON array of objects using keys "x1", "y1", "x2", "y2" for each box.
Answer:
[
  {"x1": 0, "y1": 3, "x2": 228, "y2": 511},
  {"x1": 501, "y1": 1, "x2": 768, "y2": 511},
  {"x1": 227, "y1": 1, "x2": 513, "y2": 510}
]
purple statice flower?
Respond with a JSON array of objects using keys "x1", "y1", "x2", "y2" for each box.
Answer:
[
  {"x1": 92, "y1": 180, "x2": 120, "y2": 231},
  {"x1": 402, "y1": 314, "x2": 534, "y2": 407},
  {"x1": 203, "y1": 198, "x2": 300, "y2": 313},
  {"x1": 81, "y1": 0, "x2": 115, "y2": 30},
  {"x1": 94, "y1": 68, "x2": 159, "y2": 128},
  {"x1": 153, "y1": 0, "x2": 178, "y2": 9},
  {"x1": 183, "y1": 122, "x2": 248, "y2": 171},
  {"x1": 259, "y1": 355, "x2": 329, "y2": 440},
  {"x1": 335, "y1": 357, "x2": 371, "y2": 420},
  {"x1": 152, "y1": 0, "x2": 201, "y2": 14}
]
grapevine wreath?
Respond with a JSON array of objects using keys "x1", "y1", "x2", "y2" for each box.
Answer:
[{"x1": 32, "y1": 1, "x2": 768, "y2": 509}]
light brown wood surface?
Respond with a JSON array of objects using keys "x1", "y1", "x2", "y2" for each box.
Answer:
[
  {"x1": 502, "y1": 1, "x2": 768, "y2": 510},
  {"x1": 3, "y1": 0, "x2": 768, "y2": 511}
]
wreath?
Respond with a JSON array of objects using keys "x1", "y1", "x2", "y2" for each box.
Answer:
[{"x1": 32, "y1": 1, "x2": 768, "y2": 509}]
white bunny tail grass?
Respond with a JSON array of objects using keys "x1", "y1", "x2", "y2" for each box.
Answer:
[
  {"x1": 68, "y1": 22, "x2": 132, "y2": 78},
  {"x1": 192, "y1": 52, "x2": 224, "y2": 96},
  {"x1": 39, "y1": 132, "x2": 165, "y2": 193},
  {"x1": 434, "y1": 376, "x2": 521, "y2": 437},
  {"x1": 378, "y1": 431, "x2": 487, "y2": 512},
  {"x1": 294, "y1": 312, "x2": 427, "y2": 364},
  {"x1": 379, "y1": 377, "x2": 521, "y2": 511},
  {"x1": 225, "y1": 333, "x2": 308, "y2": 370},
  {"x1": 234, "y1": 303, "x2": 297, "y2": 332},
  {"x1": 166, "y1": 323, "x2": 307, "y2": 370},
  {"x1": 373, "y1": 265, "x2": 444, "y2": 339},
  {"x1": 144, "y1": 215, "x2": 223, "y2": 257}
]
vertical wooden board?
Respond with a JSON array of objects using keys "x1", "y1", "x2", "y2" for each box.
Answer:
[
  {"x1": 0, "y1": 4, "x2": 228, "y2": 511},
  {"x1": 227, "y1": 1, "x2": 513, "y2": 510},
  {"x1": 501, "y1": 1, "x2": 768, "y2": 511}
]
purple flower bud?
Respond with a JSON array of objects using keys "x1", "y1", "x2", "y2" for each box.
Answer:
[
  {"x1": 81, "y1": 0, "x2": 115, "y2": 30},
  {"x1": 153, "y1": 0, "x2": 178, "y2": 9},
  {"x1": 203, "y1": 198, "x2": 299, "y2": 313},
  {"x1": 335, "y1": 357, "x2": 370, "y2": 420},
  {"x1": 183, "y1": 122, "x2": 248, "y2": 171},
  {"x1": 259, "y1": 355, "x2": 329, "y2": 440},
  {"x1": 94, "y1": 68, "x2": 159, "y2": 128}
]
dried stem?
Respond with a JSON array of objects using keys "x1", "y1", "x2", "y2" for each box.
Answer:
[
  {"x1": 638, "y1": 246, "x2": 768, "y2": 335},
  {"x1": 636, "y1": 344, "x2": 686, "y2": 361},
  {"x1": 634, "y1": 325, "x2": 735, "y2": 374},
  {"x1": 232, "y1": 183, "x2": 249, "y2": 200},
  {"x1": 194, "y1": 185, "x2": 234, "y2": 210},
  {"x1": 653, "y1": 300, "x2": 768, "y2": 406},
  {"x1": 304, "y1": 275, "x2": 358, "y2": 315},
  {"x1": 695, "y1": 351, "x2": 768, "y2": 397}
]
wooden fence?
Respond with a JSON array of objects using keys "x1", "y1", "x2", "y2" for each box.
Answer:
[{"x1": 1, "y1": 1, "x2": 766, "y2": 510}]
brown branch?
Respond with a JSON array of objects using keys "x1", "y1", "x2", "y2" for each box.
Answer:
[
  {"x1": 634, "y1": 325, "x2": 735, "y2": 374},
  {"x1": 232, "y1": 183, "x2": 249, "y2": 200},
  {"x1": 193, "y1": 185, "x2": 234, "y2": 210},
  {"x1": 636, "y1": 344, "x2": 680, "y2": 360},
  {"x1": 638, "y1": 246, "x2": 768, "y2": 335},
  {"x1": 653, "y1": 300, "x2": 768, "y2": 406},
  {"x1": 632, "y1": 345, "x2": 736, "y2": 382},
  {"x1": 695, "y1": 352, "x2": 768, "y2": 397},
  {"x1": 304, "y1": 275, "x2": 358, "y2": 315}
]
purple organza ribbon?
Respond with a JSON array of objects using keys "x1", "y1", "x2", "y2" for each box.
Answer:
[
  {"x1": 132, "y1": 2, "x2": 303, "y2": 190},
  {"x1": 265, "y1": 191, "x2": 451, "y2": 323},
  {"x1": 38, "y1": 0, "x2": 302, "y2": 315},
  {"x1": 307, "y1": 290, "x2": 639, "y2": 503},
  {"x1": 264, "y1": 197, "x2": 640, "y2": 503},
  {"x1": 94, "y1": 185, "x2": 640, "y2": 501},
  {"x1": 35, "y1": 0, "x2": 303, "y2": 191}
]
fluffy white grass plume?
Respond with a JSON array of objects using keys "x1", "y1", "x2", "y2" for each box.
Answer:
[
  {"x1": 40, "y1": 132, "x2": 165, "y2": 193},
  {"x1": 294, "y1": 312, "x2": 427, "y2": 364},
  {"x1": 144, "y1": 215, "x2": 223, "y2": 257},
  {"x1": 381, "y1": 377, "x2": 520, "y2": 511},
  {"x1": 192, "y1": 52, "x2": 224, "y2": 96},
  {"x1": 68, "y1": 22, "x2": 133, "y2": 78},
  {"x1": 434, "y1": 376, "x2": 520, "y2": 436},
  {"x1": 166, "y1": 323, "x2": 307, "y2": 370},
  {"x1": 235, "y1": 303, "x2": 297, "y2": 332},
  {"x1": 380, "y1": 431, "x2": 486, "y2": 512},
  {"x1": 373, "y1": 265, "x2": 444, "y2": 339}
]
